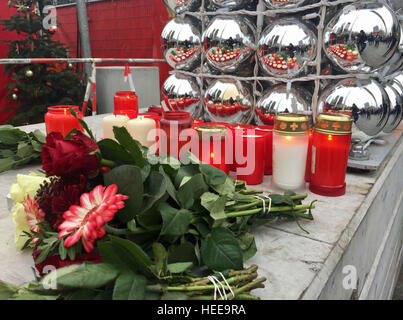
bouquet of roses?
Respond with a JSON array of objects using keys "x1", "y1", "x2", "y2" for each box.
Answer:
[{"x1": 0, "y1": 114, "x2": 315, "y2": 300}]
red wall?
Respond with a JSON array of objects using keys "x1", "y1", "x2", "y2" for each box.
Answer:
[{"x1": 0, "y1": 0, "x2": 172, "y2": 124}]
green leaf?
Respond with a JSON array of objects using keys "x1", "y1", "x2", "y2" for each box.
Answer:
[
  {"x1": 104, "y1": 165, "x2": 143, "y2": 222},
  {"x1": 98, "y1": 138, "x2": 134, "y2": 163},
  {"x1": 200, "y1": 192, "x2": 227, "y2": 222},
  {"x1": 199, "y1": 163, "x2": 227, "y2": 185},
  {"x1": 69, "y1": 107, "x2": 96, "y2": 141},
  {"x1": 31, "y1": 140, "x2": 43, "y2": 153},
  {"x1": 139, "y1": 171, "x2": 167, "y2": 214},
  {"x1": 42, "y1": 263, "x2": 119, "y2": 290},
  {"x1": 160, "y1": 292, "x2": 190, "y2": 300},
  {"x1": 159, "y1": 166, "x2": 179, "y2": 205},
  {"x1": 174, "y1": 165, "x2": 200, "y2": 189},
  {"x1": 159, "y1": 203, "x2": 193, "y2": 237},
  {"x1": 58, "y1": 239, "x2": 67, "y2": 261},
  {"x1": 31, "y1": 129, "x2": 46, "y2": 144},
  {"x1": 66, "y1": 289, "x2": 99, "y2": 300},
  {"x1": 112, "y1": 272, "x2": 147, "y2": 300},
  {"x1": 152, "y1": 242, "x2": 167, "y2": 277},
  {"x1": 16, "y1": 141, "x2": 33, "y2": 158},
  {"x1": 177, "y1": 173, "x2": 209, "y2": 209},
  {"x1": 237, "y1": 233, "x2": 257, "y2": 262},
  {"x1": 201, "y1": 227, "x2": 243, "y2": 271},
  {"x1": 0, "y1": 281, "x2": 18, "y2": 300},
  {"x1": 168, "y1": 242, "x2": 198, "y2": 264},
  {"x1": 0, "y1": 158, "x2": 14, "y2": 173},
  {"x1": 167, "y1": 262, "x2": 193, "y2": 274},
  {"x1": 211, "y1": 176, "x2": 236, "y2": 196},
  {"x1": 0, "y1": 128, "x2": 26, "y2": 145},
  {"x1": 107, "y1": 235, "x2": 153, "y2": 277},
  {"x1": 113, "y1": 126, "x2": 144, "y2": 167}
]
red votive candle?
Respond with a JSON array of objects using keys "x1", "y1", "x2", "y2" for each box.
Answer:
[
  {"x1": 305, "y1": 128, "x2": 314, "y2": 182},
  {"x1": 309, "y1": 113, "x2": 352, "y2": 197},
  {"x1": 255, "y1": 125, "x2": 274, "y2": 175},
  {"x1": 229, "y1": 123, "x2": 255, "y2": 171},
  {"x1": 114, "y1": 91, "x2": 138, "y2": 118},
  {"x1": 192, "y1": 118, "x2": 205, "y2": 128},
  {"x1": 45, "y1": 105, "x2": 83, "y2": 137},
  {"x1": 236, "y1": 131, "x2": 265, "y2": 185},
  {"x1": 196, "y1": 124, "x2": 229, "y2": 174},
  {"x1": 159, "y1": 111, "x2": 192, "y2": 159}
]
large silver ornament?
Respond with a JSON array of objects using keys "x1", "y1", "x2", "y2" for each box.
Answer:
[
  {"x1": 318, "y1": 78, "x2": 390, "y2": 136},
  {"x1": 379, "y1": 24, "x2": 403, "y2": 75},
  {"x1": 203, "y1": 79, "x2": 253, "y2": 123},
  {"x1": 209, "y1": 0, "x2": 255, "y2": 10},
  {"x1": 383, "y1": 83, "x2": 402, "y2": 133},
  {"x1": 263, "y1": 0, "x2": 311, "y2": 9},
  {"x1": 323, "y1": 2, "x2": 400, "y2": 73},
  {"x1": 391, "y1": 73, "x2": 403, "y2": 97},
  {"x1": 162, "y1": 0, "x2": 201, "y2": 15},
  {"x1": 257, "y1": 18, "x2": 317, "y2": 78},
  {"x1": 161, "y1": 16, "x2": 201, "y2": 71},
  {"x1": 161, "y1": 73, "x2": 201, "y2": 118},
  {"x1": 255, "y1": 84, "x2": 312, "y2": 126},
  {"x1": 203, "y1": 16, "x2": 255, "y2": 74}
]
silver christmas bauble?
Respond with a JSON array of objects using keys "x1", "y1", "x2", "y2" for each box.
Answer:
[
  {"x1": 161, "y1": 73, "x2": 201, "y2": 118},
  {"x1": 379, "y1": 24, "x2": 403, "y2": 75},
  {"x1": 263, "y1": 0, "x2": 311, "y2": 9},
  {"x1": 203, "y1": 79, "x2": 253, "y2": 123},
  {"x1": 318, "y1": 78, "x2": 390, "y2": 136},
  {"x1": 255, "y1": 84, "x2": 312, "y2": 126},
  {"x1": 209, "y1": 0, "x2": 254, "y2": 10},
  {"x1": 162, "y1": 0, "x2": 201, "y2": 15},
  {"x1": 257, "y1": 18, "x2": 317, "y2": 78},
  {"x1": 391, "y1": 73, "x2": 403, "y2": 97},
  {"x1": 383, "y1": 83, "x2": 402, "y2": 133},
  {"x1": 161, "y1": 16, "x2": 201, "y2": 71},
  {"x1": 203, "y1": 16, "x2": 255, "y2": 74},
  {"x1": 323, "y1": 2, "x2": 400, "y2": 73}
]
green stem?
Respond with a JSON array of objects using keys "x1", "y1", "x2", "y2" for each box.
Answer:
[
  {"x1": 165, "y1": 273, "x2": 258, "y2": 292},
  {"x1": 228, "y1": 278, "x2": 266, "y2": 300},
  {"x1": 100, "y1": 158, "x2": 116, "y2": 167},
  {"x1": 226, "y1": 204, "x2": 316, "y2": 218}
]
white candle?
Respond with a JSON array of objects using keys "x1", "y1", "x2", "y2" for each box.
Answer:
[
  {"x1": 127, "y1": 116, "x2": 156, "y2": 148},
  {"x1": 103, "y1": 115, "x2": 130, "y2": 140},
  {"x1": 273, "y1": 133, "x2": 308, "y2": 190}
]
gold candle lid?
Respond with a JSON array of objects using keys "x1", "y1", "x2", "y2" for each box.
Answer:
[
  {"x1": 196, "y1": 124, "x2": 228, "y2": 141},
  {"x1": 314, "y1": 113, "x2": 352, "y2": 135},
  {"x1": 274, "y1": 114, "x2": 310, "y2": 135}
]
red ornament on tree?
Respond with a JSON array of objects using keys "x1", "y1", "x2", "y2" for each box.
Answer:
[
  {"x1": 48, "y1": 26, "x2": 57, "y2": 34},
  {"x1": 13, "y1": 88, "x2": 19, "y2": 93}
]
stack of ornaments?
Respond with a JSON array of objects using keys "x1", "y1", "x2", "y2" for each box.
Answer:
[{"x1": 160, "y1": 0, "x2": 403, "y2": 136}]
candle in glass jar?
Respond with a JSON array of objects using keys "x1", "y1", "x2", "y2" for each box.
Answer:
[
  {"x1": 102, "y1": 114, "x2": 130, "y2": 140},
  {"x1": 114, "y1": 91, "x2": 138, "y2": 118},
  {"x1": 45, "y1": 105, "x2": 83, "y2": 137},
  {"x1": 196, "y1": 124, "x2": 229, "y2": 174},
  {"x1": 236, "y1": 132, "x2": 266, "y2": 186},
  {"x1": 255, "y1": 125, "x2": 274, "y2": 175},
  {"x1": 273, "y1": 114, "x2": 309, "y2": 191},
  {"x1": 127, "y1": 116, "x2": 156, "y2": 148},
  {"x1": 309, "y1": 113, "x2": 352, "y2": 197},
  {"x1": 159, "y1": 111, "x2": 192, "y2": 158},
  {"x1": 229, "y1": 124, "x2": 255, "y2": 171},
  {"x1": 305, "y1": 128, "x2": 314, "y2": 182}
]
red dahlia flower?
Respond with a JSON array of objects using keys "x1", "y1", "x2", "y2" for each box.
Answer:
[
  {"x1": 58, "y1": 184, "x2": 128, "y2": 253},
  {"x1": 41, "y1": 131, "x2": 100, "y2": 178}
]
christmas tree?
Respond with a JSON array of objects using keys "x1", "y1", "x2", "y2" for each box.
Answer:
[{"x1": 1, "y1": 0, "x2": 87, "y2": 126}]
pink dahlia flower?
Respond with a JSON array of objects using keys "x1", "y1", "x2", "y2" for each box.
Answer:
[{"x1": 58, "y1": 184, "x2": 128, "y2": 253}]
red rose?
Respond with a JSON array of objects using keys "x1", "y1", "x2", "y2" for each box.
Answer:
[
  {"x1": 33, "y1": 250, "x2": 102, "y2": 277},
  {"x1": 42, "y1": 131, "x2": 100, "y2": 178}
]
